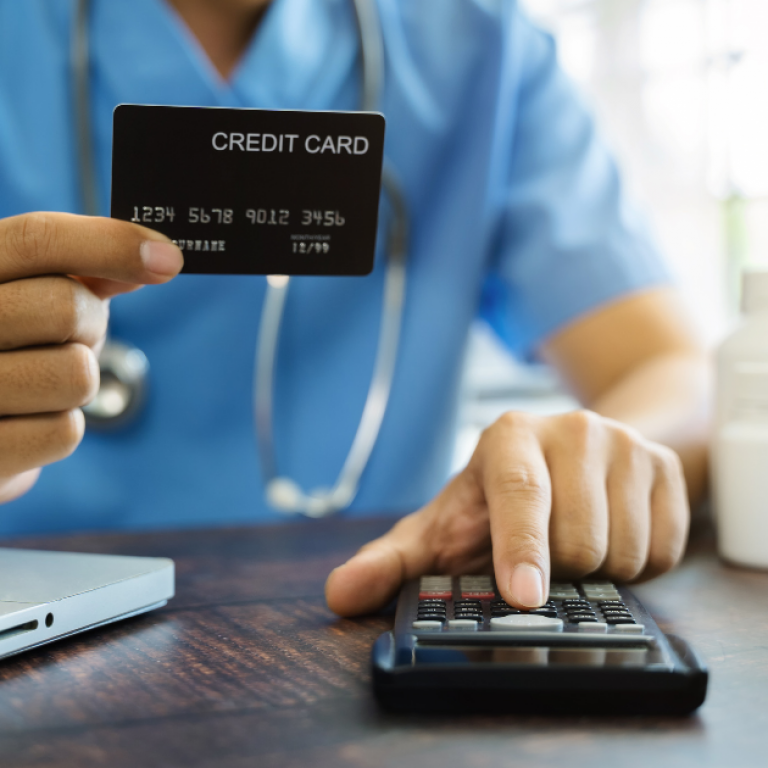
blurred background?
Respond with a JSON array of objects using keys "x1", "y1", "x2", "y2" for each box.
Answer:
[{"x1": 453, "y1": 0, "x2": 768, "y2": 470}]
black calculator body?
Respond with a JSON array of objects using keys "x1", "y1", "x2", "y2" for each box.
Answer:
[{"x1": 372, "y1": 576, "x2": 708, "y2": 715}]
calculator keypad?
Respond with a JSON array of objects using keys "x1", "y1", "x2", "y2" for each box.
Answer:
[{"x1": 413, "y1": 577, "x2": 642, "y2": 635}]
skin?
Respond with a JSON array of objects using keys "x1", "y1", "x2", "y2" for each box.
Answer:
[
  {"x1": 325, "y1": 291, "x2": 710, "y2": 614},
  {"x1": 166, "y1": 0, "x2": 272, "y2": 80},
  {"x1": 0, "y1": 1, "x2": 712, "y2": 615},
  {"x1": 0, "y1": 214, "x2": 184, "y2": 504}
]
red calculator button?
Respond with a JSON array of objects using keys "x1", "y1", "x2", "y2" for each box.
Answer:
[{"x1": 419, "y1": 591, "x2": 453, "y2": 600}]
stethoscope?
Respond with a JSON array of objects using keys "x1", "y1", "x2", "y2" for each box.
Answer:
[{"x1": 73, "y1": 0, "x2": 408, "y2": 517}]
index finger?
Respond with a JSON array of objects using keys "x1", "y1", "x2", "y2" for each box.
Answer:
[
  {"x1": 0, "y1": 213, "x2": 183, "y2": 285},
  {"x1": 474, "y1": 414, "x2": 552, "y2": 609}
]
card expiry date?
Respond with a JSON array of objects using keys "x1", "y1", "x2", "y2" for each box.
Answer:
[{"x1": 110, "y1": 105, "x2": 386, "y2": 276}]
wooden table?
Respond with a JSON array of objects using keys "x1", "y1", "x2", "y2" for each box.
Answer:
[{"x1": 0, "y1": 515, "x2": 766, "y2": 768}]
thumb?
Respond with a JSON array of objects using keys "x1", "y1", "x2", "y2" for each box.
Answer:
[{"x1": 325, "y1": 509, "x2": 437, "y2": 617}]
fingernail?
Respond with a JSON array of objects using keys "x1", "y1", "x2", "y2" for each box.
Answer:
[
  {"x1": 509, "y1": 564, "x2": 544, "y2": 608},
  {"x1": 140, "y1": 241, "x2": 183, "y2": 277}
]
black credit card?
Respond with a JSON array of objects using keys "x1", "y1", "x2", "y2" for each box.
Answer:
[{"x1": 111, "y1": 105, "x2": 386, "y2": 275}]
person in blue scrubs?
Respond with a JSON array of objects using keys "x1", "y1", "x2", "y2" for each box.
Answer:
[{"x1": 0, "y1": 0, "x2": 710, "y2": 615}]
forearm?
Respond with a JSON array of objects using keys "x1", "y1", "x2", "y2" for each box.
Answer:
[{"x1": 587, "y1": 352, "x2": 713, "y2": 506}]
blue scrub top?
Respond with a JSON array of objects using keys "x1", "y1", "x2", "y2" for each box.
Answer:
[{"x1": 0, "y1": 0, "x2": 669, "y2": 535}]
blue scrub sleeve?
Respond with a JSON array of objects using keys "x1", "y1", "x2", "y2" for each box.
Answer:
[{"x1": 480, "y1": 10, "x2": 672, "y2": 357}]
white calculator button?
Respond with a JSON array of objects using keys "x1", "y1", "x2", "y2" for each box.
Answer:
[
  {"x1": 412, "y1": 620, "x2": 443, "y2": 630},
  {"x1": 490, "y1": 615, "x2": 563, "y2": 632},
  {"x1": 613, "y1": 624, "x2": 645, "y2": 634},
  {"x1": 578, "y1": 622, "x2": 608, "y2": 633},
  {"x1": 447, "y1": 619, "x2": 479, "y2": 630}
]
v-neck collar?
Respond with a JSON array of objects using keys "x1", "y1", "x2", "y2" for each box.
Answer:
[{"x1": 93, "y1": 0, "x2": 360, "y2": 111}]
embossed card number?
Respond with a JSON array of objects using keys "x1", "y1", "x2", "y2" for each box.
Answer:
[{"x1": 111, "y1": 105, "x2": 386, "y2": 275}]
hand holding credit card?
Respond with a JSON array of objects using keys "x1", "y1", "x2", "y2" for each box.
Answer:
[{"x1": 111, "y1": 105, "x2": 386, "y2": 275}]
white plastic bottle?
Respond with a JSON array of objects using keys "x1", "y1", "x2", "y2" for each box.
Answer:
[{"x1": 713, "y1": 270, "x2": 768, "y2": 568}]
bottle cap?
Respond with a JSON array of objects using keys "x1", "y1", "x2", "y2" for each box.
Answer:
[{"x1": 742, "y1": 270, "x2": 768, "y2": 314}]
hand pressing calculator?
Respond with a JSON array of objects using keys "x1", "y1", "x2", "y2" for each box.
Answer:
[{"x1": 371, "y1": 575, "x2": 708, "y2": 715}]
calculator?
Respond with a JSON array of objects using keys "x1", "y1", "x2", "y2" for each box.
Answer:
[{"x1": 371, "y1": 575, "x2": 708, "y2": 715}]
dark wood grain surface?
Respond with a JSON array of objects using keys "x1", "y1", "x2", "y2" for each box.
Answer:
[{"x1": 0, "y1": 515, "x2": 766, "y2": 768}]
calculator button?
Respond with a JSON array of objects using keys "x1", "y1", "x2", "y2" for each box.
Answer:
[
  {"x1": 460, "y1": 575, "x2": 496, "y2": 599},
  {"x1": 530, "y1": 609, "x2": 558, "y2": 618},
  {"x1": 601, "y1": 611, "x2": 633, "y2": 619},
  {"x1": 562, "y1": 599, "x2": 592, "y2": 607},
  {"x1": 419, "y1": 576, "x2": 453, "y2": 600},
  {"x1": 598, "y1": 600, "x2": 626, "y2": 607},
  {"x1": 613, "y1": 624, "x2": 645, "y2": 634},
  {"x1": 421, "y1": 576, "x2": 452, "y2": 588},
  {"x1": 447, "y1": 619, "x2": 480, "y2": 630},
  {"x1": 459, "y1": 575, "x2": 493, "y2": 590},
  {"x1": 416, "y1": 613, "x2": 447, "y2": 622},
  {"x1": 578, "y1": 622, "x2": 608, "y2": 633},
  {"x1": 569, "y1": 614, "x2": 598, "y2": 623},
  {"x1": 584, "y1": 591, "x2": 621, "y2": 601},
  {"x1": 605, "y1": 617, "x2": 636, "y2": 625},
  {"x1": 490, "y1": 615, "x2": 563, "y2": 632},
  {"x1": 412, "y1": 620, "x2": 443, "y2": 630}
]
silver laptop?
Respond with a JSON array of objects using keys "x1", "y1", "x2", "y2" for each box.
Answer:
[{"x1": 0, "y1": 548, "x2": 174, "y2": 660}]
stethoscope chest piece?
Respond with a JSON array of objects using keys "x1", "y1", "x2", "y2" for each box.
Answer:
[{"x1": 82, "y1": 341, "x2": 149, "y2": 430}]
